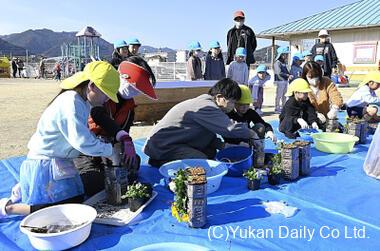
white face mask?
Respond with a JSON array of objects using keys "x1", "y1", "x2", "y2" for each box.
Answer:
[
  {"x1": 235, "y1": 21, "x2": 244, "y2": 28},
  {"x1": 307, "y1": 77, "x2": 319, "y2": 86},
  {"x1": 119, "y1": 78, "x2": 140, "y2": 99}
]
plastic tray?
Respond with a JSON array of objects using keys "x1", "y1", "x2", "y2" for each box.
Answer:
[{"x1": 84, "y1": 190, "x2": 157, "y2": 226}]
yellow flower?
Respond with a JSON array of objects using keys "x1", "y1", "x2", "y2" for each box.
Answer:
[{"x1": 171, "y1": 203, "x2": 189, "y2": 222}]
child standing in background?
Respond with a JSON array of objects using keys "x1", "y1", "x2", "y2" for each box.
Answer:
[
  {"x1": 204, "y1": 41, "x2": 226, "y2": 80},
  {"x1": 227, "y1": 47, "x2": 249, "y2": 85},
  {"x1": 186, "y1": 41, "x2": 203, "y2": 80},
  {"x1": 274, "y1": 46, "x2": 293, "y2": 113},
  {"x1": 290, "y1": 53, "x2": 304, "y2": 83},
  {"x1": 248, "y1": 64, "x2": 270, "y2": 115}
]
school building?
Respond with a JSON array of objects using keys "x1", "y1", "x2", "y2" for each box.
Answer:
[{"x1": 257, "y1": 0, "x2": 380, "y2": 82}]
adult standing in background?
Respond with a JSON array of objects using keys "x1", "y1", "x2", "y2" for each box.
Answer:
[
  {"x1": 16, "y1": 58, "x2": 24, "y2": 78},
  {"x1": 227, "y1": 10, "x2": 257, "y2": 68},
  {"x1": 11, "y1": 58, "x2": 17, "y2": 78},
  {"x1": 311, "y1": 29, "x2": 338, "y2": 78}
]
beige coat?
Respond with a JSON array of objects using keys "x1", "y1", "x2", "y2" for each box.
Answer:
[{"x1": 308, "y1": 77, "x2": 343, "y2": 116}]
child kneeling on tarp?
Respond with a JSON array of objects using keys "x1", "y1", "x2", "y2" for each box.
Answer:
[
  {"x1": 0, "y1": 61, "x2": 125, "y2": 218},
  {"x1": 279, "y1": 78, "x2": 319, "y2": 139},
  {"x1": 225, "y1": 84, "x2": 277, "y2": 144},
  {"x1": 346, "y1": 71, "x2": 380, "y2": 123}
]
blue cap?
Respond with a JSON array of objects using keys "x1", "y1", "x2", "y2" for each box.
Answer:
[
  {"x1": 235, "y1": 47, "x2": 247, "y2": 57},
  {"x1": 114, "y1": 39, "x2": 127, "y2": 49},
  {"x1": 126, "y1": 37, "x2": 141, "y2": 45},
  {"x1": 209, "y1": 40, "x2": 221, "y2": 49},
  {"x1": 189, "y1": 41, "x2": 202, "y2": 51},
  {"x1": 276, "y1": 46, "x2": 290, "y2": 60},
  {"x1": 293, "y1": 52, "x2": 304, "y2": 61},
  {"x1": 314, "y1": 55, "x2": 324, "y2": 62},
  {"x1": 256, "y1": 64, "x2": 267, "y2": 73},
  {"x1": 303, "y1": 50, "x2": 312, "y2": 57}
]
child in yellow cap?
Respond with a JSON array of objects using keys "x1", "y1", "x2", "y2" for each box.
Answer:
[
  {"x1": 279, "y1": 79, "x2": 319, "y2": 139},
  {"x1": 0, "y1": 61, "x2": 121, "y2": 218},
  {"x1": 346, "y1": 71, "x2": 380, "y2": 123},
  {"x1": 225, "y1": 84, "x2": 277, "y2": 144}
]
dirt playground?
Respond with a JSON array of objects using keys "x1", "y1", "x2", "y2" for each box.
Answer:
[{"x1": 0, "y1": 78, "x2": 360, "y2": 159}]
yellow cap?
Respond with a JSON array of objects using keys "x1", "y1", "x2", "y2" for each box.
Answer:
[
  {"x1": 286, "y1": 78, "x2": 312, "y2": 96},
  {"x1": 359, "y1": 71, "x2": 380, "y2": 87},
  {"x1": 60, "y1": 61, "x2": 120, "y2": 103},
  {"x1": 237, "y1": 84, "x2": 252, "y2": 104}
]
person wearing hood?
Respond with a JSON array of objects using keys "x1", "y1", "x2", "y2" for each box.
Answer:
[
  {"x1": 204, "y1": 41, "x2": 226, "y2": 80},
  {"x1": 302, "y1": 61, "x2": 344, "y2": 129},
  {"x1": 274, "y1": 46, "x2": 293, "y2": 113},
  {"x1": 143, "y1": 78, "x2": 259, "y2": 167},
  {"x1": 226, "y1": 10, "x2": 257, "y2": 68},
  {"x1": 311, "y1": 29, "x2": 338, "y2": 78},
  {"x1": 346, "y1": 71, "x2": 380, "y2": 123},
  {"x1": 75, "y1": 56, "x2": 157, "y2": 196},
  {"x1": 110, "y1": 40, "x2": 129, "y2": 69},
  {"x1": 289, "y1": 53, "x2": 304, "y2": 83},
  {"x1": 279, "y1": 78, "x2": 319, "y2": 139},
  {"x1": 186, "y1": 41, "x2": 203, "y2": 80}
]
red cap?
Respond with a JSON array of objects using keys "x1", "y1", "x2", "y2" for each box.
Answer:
[
  {"x1": 118, "y1": 61, "x2": 157, "y2": 100},
  {"x1": 234, "y1": 10, "x2": 245, "y2": 19}
]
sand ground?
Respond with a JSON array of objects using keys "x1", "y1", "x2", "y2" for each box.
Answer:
[{"x1": 0, "y1": 78, "x2": 358, "y2": 159}]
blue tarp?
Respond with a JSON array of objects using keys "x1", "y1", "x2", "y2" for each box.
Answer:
[{"x1": 1, "y1": 115, "x2": 379, "y2": 250}]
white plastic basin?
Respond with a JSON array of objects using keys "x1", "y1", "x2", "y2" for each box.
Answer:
[{"x1": 20, "y1": 203, "x2": 97, "y2": 251}]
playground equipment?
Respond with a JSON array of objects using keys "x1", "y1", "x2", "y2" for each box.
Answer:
[{"x1": 61, "y1": 26, "x2": 102, "y2": 75}]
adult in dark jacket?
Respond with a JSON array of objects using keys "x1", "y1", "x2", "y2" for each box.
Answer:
[
  {"x1": 110, "y1": 39, "x2": 130, "y2": 69},
  {"x1": 279, "y1": 79, "x2": 319, "y2": 139},
  {"x1": 226, "y1": 10, "x2": 257, "y2": 67},
  {"x1": 11, "y1": 58, "x2": 17, "y2": 78},
  {"x1": 311, "y1": 29, "x2": 338, "y2": 78}
]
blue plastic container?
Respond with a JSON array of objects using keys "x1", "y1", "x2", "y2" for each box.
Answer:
[
  {"x1": 215, "y1": 146, "x2": 253, "y2": 177},
  {"x1": 298, "y1": 128, "x2": 321, "y2": 142},
  {"x1": 159, "y1": 159, "x2": 228, "y2": 194}
]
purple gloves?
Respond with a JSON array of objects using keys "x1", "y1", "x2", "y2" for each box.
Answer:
[{"x1": 117, "y1": 130, "x2": 136, "y2": 165}]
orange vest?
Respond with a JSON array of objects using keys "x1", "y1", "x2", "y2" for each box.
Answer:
[{"x1": 88, "y1": 99, "x2": 136, "y2": 136}]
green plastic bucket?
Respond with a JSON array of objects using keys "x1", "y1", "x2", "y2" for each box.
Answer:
[{"x1": 312, "y1": 132, "x2": 359, "y2": 154}]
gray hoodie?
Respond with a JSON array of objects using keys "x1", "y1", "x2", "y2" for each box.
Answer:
[{"x1": 143, "y1": 94, "x2": 253, "y2": 160}]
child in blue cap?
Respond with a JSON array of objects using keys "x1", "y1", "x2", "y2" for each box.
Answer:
[
  {"x1": 204, "y1": 41, "x2": 226, "y2": 80},
  {"x1": 290, "y1": 53, "x2": 304, "y2": 83},
  {"x1": 274, "y1": 46, "x2": 293, "y2": 113},
  {"x1": 227, "y1": 47, "x2": 249, "y2": 85},
  {"x1": 248, "y1": 64, "x2": 270, "y2": 115},
  {"x1": 187, "y1": 41, "x2": 203, "y2": 80}
]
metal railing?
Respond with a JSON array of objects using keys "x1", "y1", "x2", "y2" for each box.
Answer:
[{"x1": 150, "y1": 62, "x2": 187, "y2": 81}]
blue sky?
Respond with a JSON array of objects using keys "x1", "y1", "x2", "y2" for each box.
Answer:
[{"x1": 0, "y1": 0, "x2": 357, "y2": 50}]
